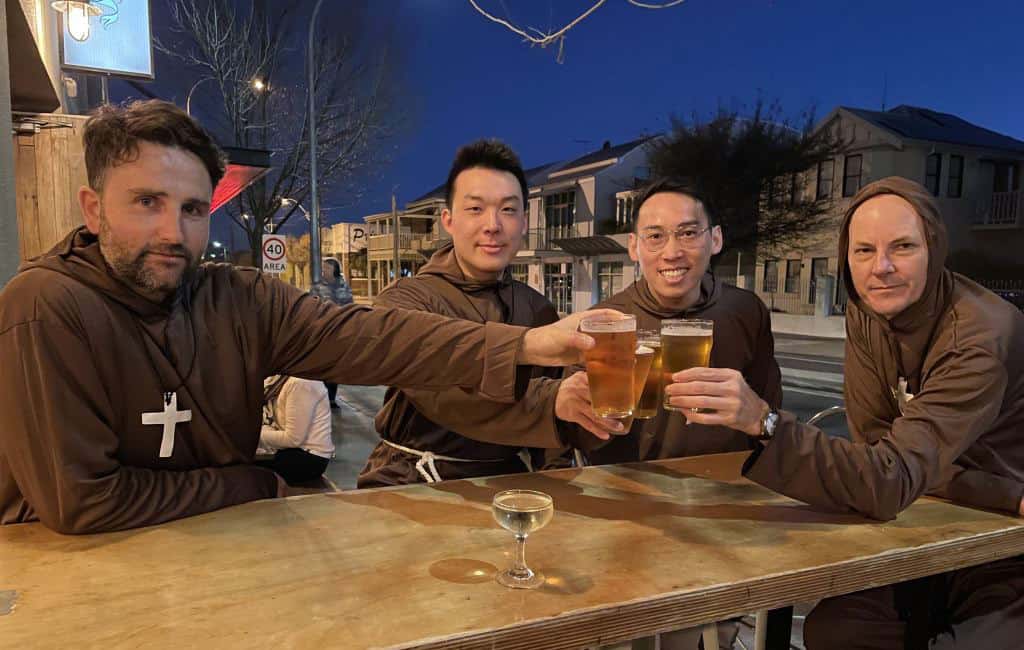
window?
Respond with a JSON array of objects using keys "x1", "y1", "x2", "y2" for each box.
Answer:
[
  {"x1": 809, "y1": 257, "x2": 829, "y2": 305},
  {"x1": 834, "y1": 273, "x2": 849, "y2": 314},
  {"x1": 597, "y1": 261, "x2": 624, "y2": 302},
  {"x1": 784, "y1": 260, "x2": 801, "y2": 293},
  {"x1": 544, "y1": 191, "x2": 576, "y2": 239},
  {"x1": 816, "y1": 159, "x2": 834, "y2": 200},
  {"x1": 615, "y1": 194, "x2": 636, "y2": 230},
  {"x1": 993, "y1": 162, "x2": 1020, "y2": 193},
  {"x1": 544, "y1": 263, "x2": 573, "y2": 314},
  {"x1": 789, "y1": 173, "x2": 800, "y2": 206},
  {"x1": 926, "y1": 153, "x2": 942, "y2": 196},
  {"x1": 947, "y1": 155, "x2": 964, "y2": 198},
  {"x1": 842, "y1": 154, "x2": 863, "y2": 197},
  {"x1": 509, "y1": 264, "x2": 529, "y2": 285},
  {"x1": 763, "y1": 259, "x2": 779, "y2": 293}
]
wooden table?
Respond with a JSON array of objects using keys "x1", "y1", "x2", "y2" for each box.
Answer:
[{"x1": 2, "y1": 452, "x2": 1022, "y2": 649}]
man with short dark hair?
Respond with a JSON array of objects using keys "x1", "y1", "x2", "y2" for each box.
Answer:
[
  {"x1": 360, "y1": 139, "x2": 614, "y2": 487},
  {"x1": 582, "y1": 177, "x2": 782, "y2": 466},
  {"x1": 0, "y1": 101, "x2": 609, "y2": 534},
  {"x1": 668, "y1": 177, "x2": 1024, "y2": 648},
  {"x1": 577, "y1": 177, "x2": 782, "y2": 650}
]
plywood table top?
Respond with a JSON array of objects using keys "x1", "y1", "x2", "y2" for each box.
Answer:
[{"x1": 2, "y1": 452, "x2": 1022, "y2": 649}]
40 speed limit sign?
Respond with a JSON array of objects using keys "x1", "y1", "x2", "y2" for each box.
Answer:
[{"x1": 262, "y1": 234, "x2": 287, "y2": 274}]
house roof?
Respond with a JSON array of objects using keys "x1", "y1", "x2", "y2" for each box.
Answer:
[
  {"x1": 844, "y1": 105, "x2": 1024, "y2": 155},
  {"x1": 407, "y1": 160, "x2": 566, "y2": 206},
  {"x1": 404, "y1": 137, "x2": 650, "y2": 208},
  {"x1": 550, "y1": 235, "x2": 627, "y2": 257},
  {"x1": 556, "y1": 137, "x2": 653, "y2": 172}
]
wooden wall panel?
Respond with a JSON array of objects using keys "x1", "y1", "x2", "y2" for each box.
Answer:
[{"x1": 12, "y1": 114, "x2": 89, "y2": 261}]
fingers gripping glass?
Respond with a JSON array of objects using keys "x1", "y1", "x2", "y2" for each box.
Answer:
[{"x1": 638, "y1": 225, "x2": 713, "y2": 252}]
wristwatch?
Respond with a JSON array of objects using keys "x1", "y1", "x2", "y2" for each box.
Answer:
[{"x1": 757, "y1": 407, "x2": 780, "y2": 442}]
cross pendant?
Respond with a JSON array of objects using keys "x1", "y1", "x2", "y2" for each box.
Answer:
[{"x1": 141, "y1": 391, "x2": 193, "y2": 458}]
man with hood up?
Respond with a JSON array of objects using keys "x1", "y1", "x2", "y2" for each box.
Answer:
[
  {"x1": 359, "y1": 140, "x2": 616, "y2": 487},
  {"x1": 666, "y1": 177, "x2": 1024, "y2": 648},
  {"x1": 0, "y1": 101, "x2": 612, "y2": 534}
]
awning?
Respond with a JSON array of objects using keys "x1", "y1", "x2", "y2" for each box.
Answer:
[
  {"x1": 210, "y1": 146, "x2": 271, "y2": 214},
  {"x1": 8, "y1": 0, "x2": 61, "y2": 113},
  {"x1": 550, "y1": 235, "x2": 627, "y2": 257}
]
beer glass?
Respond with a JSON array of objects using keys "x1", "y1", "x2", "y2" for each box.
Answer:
[
  {"x1": 492, "y1": 489, "x2": 554, "y2": 589},
  {"x1": 581, "y1": 314, "x2": 637, "y2": 419},
  {"x1": 661, "y1": 319, "x2": 714, "y2": 412},
  {"x1": 633, "y1": 330, "x2": 663, "y2": 419}
]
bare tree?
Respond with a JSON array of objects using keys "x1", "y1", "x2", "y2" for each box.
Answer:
[
  {"x1": 646, "y1": 99, "x2": 847, "y2": 269},
  {"x1": 467, "y1": 0, "x2": 685, "y2": 63},
  {"x1": 157, "y1": 0, "x2": 401, "y2": 255}
]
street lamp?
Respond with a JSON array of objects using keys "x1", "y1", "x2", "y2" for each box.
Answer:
[
  {"x1": 186, "y1": 76, "x2": 267, "y2": 116},
  {"x1": 280, "y1": 197, "x2": 311, "y2": 221},
  {"x1": 51, "y1": 1, "x2": 102, "y2": 43}
]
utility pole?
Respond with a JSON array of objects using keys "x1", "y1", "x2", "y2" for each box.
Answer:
[
  {"x1": 0, "y1": 0, "x2": 21, "y2": 286},
  {"x1": 306, "y1": 0, "x2": 327, "y2": 298},
  {"x1": 391, "y1": 191, "x2": 400, "y2": 282}
]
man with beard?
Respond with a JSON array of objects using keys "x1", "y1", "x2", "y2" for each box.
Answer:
[
  {"x1": 360, "y1": 140, "x2": 616, "y2": 487},
  {"x1": 0, "y1": 101, "x2": 611, "y2": 534},
  {"x1": 667, "y1": 177, "x2": 1024, "y2": 648}
]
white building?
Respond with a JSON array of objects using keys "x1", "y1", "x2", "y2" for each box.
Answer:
[
  {"x1": 359, "y1": 138, "x2": 655, "y2": 313},
  {"x1": 756, "y1": 105, "x2": 1024, "y2": 317}
]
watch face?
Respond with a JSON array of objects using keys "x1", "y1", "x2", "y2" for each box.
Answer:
[{"x1": 762, "y1": 411, "x2": 779, "y2": 439}]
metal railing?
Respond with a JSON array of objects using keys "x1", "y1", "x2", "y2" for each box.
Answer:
[
  {"x1": 975, "y1": 190, "x2": 1024, "y2": 226},
  {"x1": 520, "y1": 226, "x2": 581, "y2": 251},
  {"x1": 367, "y1": 233, "x2": 430, "y2": 251}
]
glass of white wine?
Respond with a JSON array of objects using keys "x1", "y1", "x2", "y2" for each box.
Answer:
[{"x1": 491, "y1": 489, "x2": 554, "y2": 589}]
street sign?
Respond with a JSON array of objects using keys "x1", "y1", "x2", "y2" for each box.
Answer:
[{"x1": 262, "y1": 234, "x2": 287, "y2": 274}]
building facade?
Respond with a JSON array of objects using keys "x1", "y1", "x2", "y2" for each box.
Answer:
[
  {"x1": 755, "y1": 105, "x2": 1024, "y2": 316},
  {"x1": 356, "y1": 139, "x2": 655, "y2": 313}
]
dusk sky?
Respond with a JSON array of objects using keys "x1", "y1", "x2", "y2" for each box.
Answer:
[{"x1": 117, "y1": 0, "x2": 1024, "y2": 244}]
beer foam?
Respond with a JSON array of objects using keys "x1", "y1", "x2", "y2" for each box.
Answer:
[
  {"x1": 581, "y1": 318, "x2": 636, "y2": 333},
  {"x1": 636, "y1": 345, "x2": 654, "y2": 355},
  {"x1": 661, "y1": 324, "x2": 712, "y2": 336}
]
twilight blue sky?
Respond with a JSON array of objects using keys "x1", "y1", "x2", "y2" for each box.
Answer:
[{"x1": 117, "y1": 0, "x2": 1024, "y2": 244}]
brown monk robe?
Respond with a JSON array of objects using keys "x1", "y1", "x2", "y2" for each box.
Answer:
[
  {"x1": 741, "y1": 178, "x2": 1024, "y2": 649},
  {"x1": 583, "y1": 273, "x2": 782, "y2": 464},
  {"x1": 358, "y1": 244, "x2": 574, "y2": 487},
  {"x1": 0, "y1": 229, "x2": 532, "y2": 532}
]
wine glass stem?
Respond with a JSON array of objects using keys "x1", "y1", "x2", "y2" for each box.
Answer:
[{"x1": 513, "y1": 534, "x2": 529, "y2": 575}]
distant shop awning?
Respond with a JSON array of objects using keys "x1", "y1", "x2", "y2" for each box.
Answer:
[
  {"x1": 211, "y1": 146, "x2": 271, "y2": 214},
  {"x1": 550, "y1": 235, "x2": 627, "y2": 257},
  {"x1": 8, "y1": 0, "x2": 61, "y2": 113}
]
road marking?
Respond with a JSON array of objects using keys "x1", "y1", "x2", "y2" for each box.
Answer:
[
  {"x1": 775, "y1": 353, "x2": 845, "y2": 368},
  {"x1": 784, "y1": 385, "x2": 846, "y2": 399}
]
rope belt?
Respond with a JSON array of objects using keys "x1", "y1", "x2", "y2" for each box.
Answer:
[{"x1": 382, "y1": 440, "x2": 531, "y2": 483}]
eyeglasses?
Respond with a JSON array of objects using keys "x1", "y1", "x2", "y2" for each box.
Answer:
[{"x1": 637, "y1": 226, "x2": 712, "y2": 252}]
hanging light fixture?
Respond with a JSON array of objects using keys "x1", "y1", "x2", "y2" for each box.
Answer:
[{"x1": 51, "y1": 1, "x2": 103, "y2": 43}]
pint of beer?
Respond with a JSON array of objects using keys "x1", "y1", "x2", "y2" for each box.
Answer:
[
  {"x1": 581, "y1": 315, "x2": 637, "y2": 419},
  {"x1": 661, "y1": 319, "x2": 713, "y2": 412},
  {"x1": 633, "y1": 330, "x2": 662, "y2": 419}
]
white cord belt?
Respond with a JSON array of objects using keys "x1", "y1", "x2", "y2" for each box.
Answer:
[{"x1": 382, "y1": 440, "x2": 531, "y2": 483}]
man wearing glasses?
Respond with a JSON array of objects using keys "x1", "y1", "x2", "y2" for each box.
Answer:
[
  {"x1": 583, "y1": 177, "x2": 783, "y2": 650},
  {"x1": 581, "y1": 177, "x2": 783, "y2": 472}
]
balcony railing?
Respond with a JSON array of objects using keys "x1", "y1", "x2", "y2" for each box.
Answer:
[
  {"x1": 367, "y1": 233, "x2": 431, "y2": 251},
  {"x1": 521, "y1": 226, "x2": 581, "y2": 251},
  {"x1": 975, "y1": 190, "x2": 1024, "y2": 226}
]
